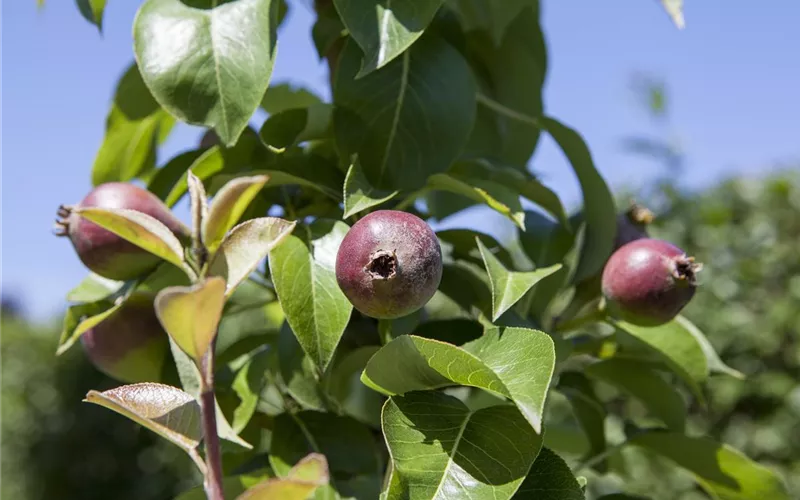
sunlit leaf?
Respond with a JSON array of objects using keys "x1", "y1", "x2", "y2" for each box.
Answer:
[
  {"x1": 342, "y1": 160, "x2": 399, "y2": 218},
  {"x1": 84, "y1": 383, "x2": 201, "y2": 453},
  {"x1": 383, "y1": 391, "x2": 542, "y2": 499},
  {"x1": 363, "y1": 327, "x2": 555, "y2": 433},
  {"x1": 155, "y1": 277, "x2": 226, "y2": 361},
  {"x1": 203, "y1": 175, "x2": 270, "y2": 251},
  {"x1": 238, "y1": 454, "x2": 330, "y2": 500},
  {"x1": 333, "y1": 0, "x2": 443, "y2": 76},
  {"x1": 74, "y1": 206, "x2": 189, "y2": 275},
  {"x1": 476, "y1": 237, "x2": 562, "y2": 321},
  {"x1": 208, "y1": 217, "x2": 296, "y2": 296},
  {"x1": 134, "y1": 0, "x2": 278, "y2": 146},
  {"x1": 269, "y1": 220, "x2": 352, "y2": 370}
]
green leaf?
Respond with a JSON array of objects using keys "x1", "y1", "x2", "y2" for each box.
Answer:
[
  {"x1": 133, "y1": 0, "x2": 278, "y2": 146},
  {"x1": 65, "y1": 273, "x2": 124, "y2": 303},
  {"x1": 383, "y1": 391, "x2": 542, "y2": 499},
  {"x1": 333, "y1": 0, "x2": 443, "y2": 76},
  {"x1": 57, "y1": 300, "x2": 115, "y2": 355},
  {"x1": 323, "y1": 345, "x2": 384, "y2": 428},
  {"x1": 539, "y1": 117, "x2": 616, "y2": 283},
  {"x1": 270, "y1": 412, "x2": 381, "y2": 497},
  {"x1": 362, "y1": 327, "x2": 555, "y2": 433},
  {"x1": 231, "y1": 348, "x2": 271, "y2": 433},
  {"x1": 451, "y1": 0, "x2": 537, "y2": 47},
  {"x1": 262, "y1": 83, "x2": 323, "y2": 114},
  {"x1": 84, "y1": 383, "x2": 202, "y2": 454},
  {"x1": 476, "y1": 237, "x2": 562, "y2": 321},
  {"x1": 659, "y1": 0, "x2": 685, "y2": 29},
  {"x1": 585, "y1": 358, "x2": 687, "y2": 431},
  {"x1": 155, "y1": 277, "x2": 227, "y2": 361},
  {"x1": 427, "y1": 168, "x2": 525, "y2": 229},
  {"x1": 277, "y1": 322, "x2": 326, "y2": 411},
  {"x1": 92, "y1": 63, "x2": 175, "y2": 185},
  {"x1": 467, "y1": 7, "x2": 546, "y2": 167},
  {"x1": 512, "y1": 447, "x2": 584, "y2": 499},
  {"x1": 334, "y1": 35, "x2": 476, "y2": 190},
  {"x1": 342, "y1": 160, "x2": 399, "y2": 218},
  {"x1": 239, "y1": 454, "x2": 330, "y2": 500},
  {"x1": 675, "y1": 315, "x2": 745, "y2": 379},
  {"x1": 437, "y1": 229, "x2": 514, "y2": 269},
  {"x1": 629, "y1": 431, "x2": 790, "y2": 500},
  {"x1": 76, "y1": 0, "x2": 106, "y2": 31},
  {"x1": 269, "y1": 220, "x2": 353, "y2": 371},
  {"x1": 557, "y1": 372, "x2": 607, "y2": 468},
  {"x1": 613, "y1": 318, "x2": 709, "y2": 402},
  {"x1": 73, "y1": 206, "x2": 189, "y2": 275},
  {"x1": 203, "y1": 175, "x2": 270, "y2": 251},
  {"x1": 258, "y1": 104, "x2": 332, "y2": 152},
  {"x1": 208, "y1": 217, "x2": 297, "y2": 297}
]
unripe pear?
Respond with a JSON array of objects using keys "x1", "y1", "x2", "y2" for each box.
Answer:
[
  {"x1": 336, "y1": 210, "x2": 442, "y2": 319},
  {"x1": 55, "y1": 182, "x2": 189, "y2": 281},
  {"x1": 80, "y1": 294, "x2": 168, "y2": 383},
  {"x1": 602, "y1": 238, "x2": 702, "y2": 325}
]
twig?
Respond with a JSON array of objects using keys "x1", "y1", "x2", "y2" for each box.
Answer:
[{"x1": 200, "y1": 348, "x2": 225, "y2": 500}]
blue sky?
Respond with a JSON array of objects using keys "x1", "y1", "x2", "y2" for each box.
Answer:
[{"x1": 3, "y1": 1, "x2": 799, "y2": 320}]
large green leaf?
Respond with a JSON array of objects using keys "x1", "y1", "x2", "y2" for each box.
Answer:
[
  {"x1": 208, "y1": 217, "x2": 296, "y2": 297},
  {"x1": 231, "y1": 348, "x2": 271, "y2": 433},
  {"x1": 585, "y1": 358, "x2": 687, "y2": 431},
  {"x1": 76, "y1": 0, "x2": 106, "y2": 31},
  {"x1": 540, "y1": 117, "x2": 616, "y2": 283},
  {"x1": 334, "y1": 35, "x2": 476, "y2": 190},
  {"x1": 362, "y1": 327, "x2": 555, "y2": 433},
  {"x1": 512, "y1": 447, "x2": 584, "y2": 499},
  {"x1": 73, "y1": 206, "x2": 190, "y2": 276},
  {"x1": 269, "y1": 220, "x2": 352, "y2": 371},
  {"x1": 277, "y1": 322, "x2": 326, "y2": 411},
  {"x1": 342, "y1": 159, "x2": 399, "y2": 218},
  {"x1": 613, "y1": 318, "x2": 709, "y2": 402},
  {"x1": 557, "y1": 372, "x2": 607, "y2": 468},
  {"x1": 323, "y1": 345, "x2": 384, "y2": 428},
  {"x1": 333, "y1": 0, "x2": 443, "y2": 76},
  {"x1": 437, "y1": 229, "x2": 514, "y2": 269},
  {"x1": 629, "y1": 431, "x2": 790, "y2": 500},
  {"x1": 270, "y1": 411, "x2": 381, "y2": 498},
  {"x1": 155, "y1": 277, "x2": 227, "y2": 362},
  {"x1": 57, "y1": 300, "x2": 116, "y2": 355},
  {"x1": 84, "y1": 383, "x2": 202, "y2": 456},
  {"x1": 476, "y1": 237, "x2": 562, "y2": 321},
  {"x1": 383, "y1": 391, "x2": 542, "y2": 499},
  {"x1": 92, "y1": 63, "x2": 174, "y2": 185},
  {"x1": 451, "y1": 0, "x2": 537, "y2": 46},
  {"x1": 133, "y1": 0, "x2": 278, "y2": 146},
  {"x1": 65, "y1": 273, "x2": 125, "y2": 304},
  {"x1": 467, "y1": 7, "x2": 546, "y2": 167}
]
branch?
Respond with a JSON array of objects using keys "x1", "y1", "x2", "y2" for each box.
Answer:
[{"x1": 200, "y1": 349, "x2": 225, "y2": 500}]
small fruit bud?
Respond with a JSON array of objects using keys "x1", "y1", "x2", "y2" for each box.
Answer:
[
  {"x1": 336, "y1": 210, "x2": 442, "y2": 319},
  {"x1": 602, "y1": 238, "x2": 702, "y2": 325},
  {"x1": 81, "y1": 294, "x2": 168, "y2": 383},
  {"x1": 55, "y1": 182, "x2": 189, "y2": 281}
]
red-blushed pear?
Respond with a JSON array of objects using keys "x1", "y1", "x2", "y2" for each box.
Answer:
[
  {"x1": 55, "y1": 182, "x2": 189, "y2": 281},
  {"x1": 335, "y1": 210, "x2": 442, "y2": 319}
]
